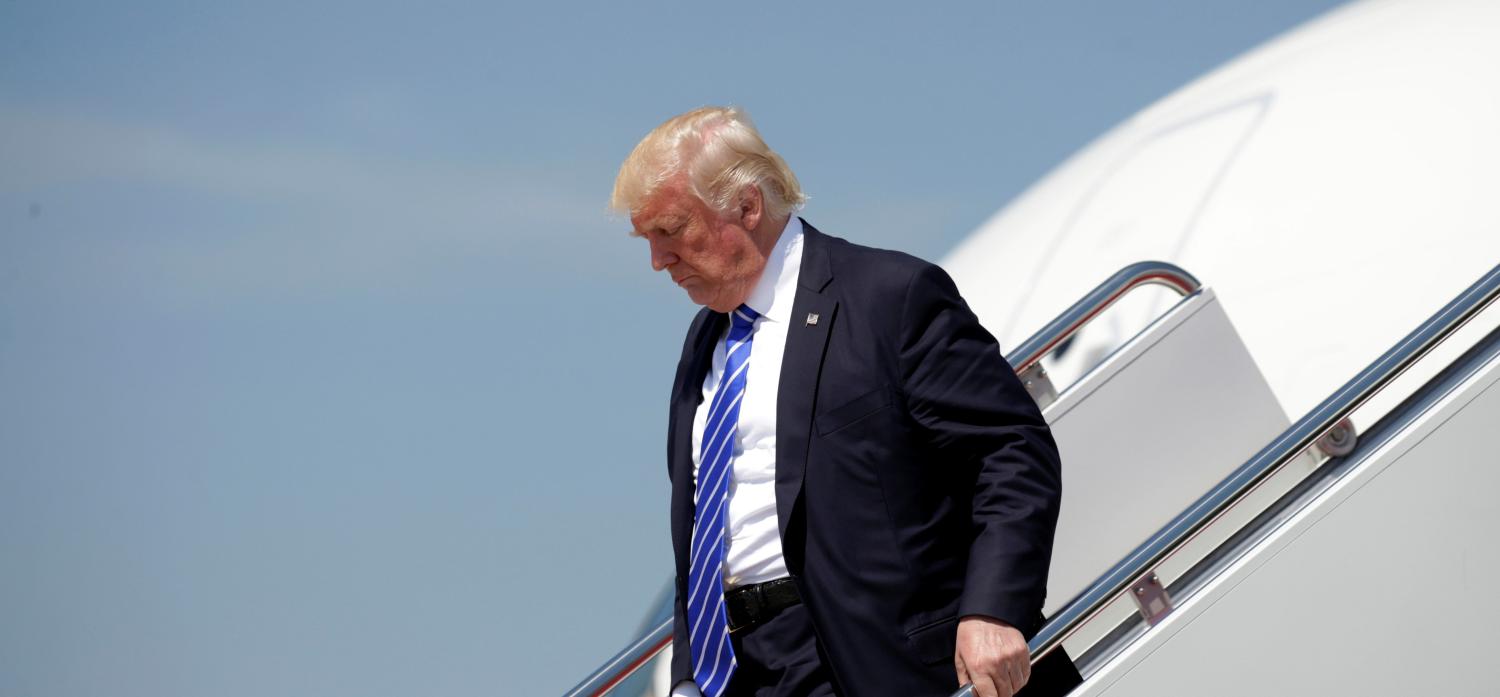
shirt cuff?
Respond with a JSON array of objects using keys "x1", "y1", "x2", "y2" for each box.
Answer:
[{"x1": 670, "y1": 680, "x2": 703, "y2": 697}]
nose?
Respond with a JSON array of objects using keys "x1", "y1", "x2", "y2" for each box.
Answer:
[{"x1": 649, "y1": 236, "x2": 679, "y2": 272}]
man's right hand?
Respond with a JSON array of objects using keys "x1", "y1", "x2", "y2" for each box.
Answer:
[{"x1": 955, "y1": 615, "x2": 1031, "y2": 697}]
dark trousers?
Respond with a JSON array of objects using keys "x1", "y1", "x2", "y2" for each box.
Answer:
[
  {"x1": 724, "y1": 603, "x2": 836, "y2": 697},
  {"x1": 723, "y1": 604, "x2": 1082, "y2": 697}
]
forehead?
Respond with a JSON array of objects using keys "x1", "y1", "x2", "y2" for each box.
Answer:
[{"x1": 631, "y1": 185, "x2": 705, "y2": 230}]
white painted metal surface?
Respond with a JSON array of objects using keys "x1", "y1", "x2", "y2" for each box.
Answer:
[
  {"x1": 1040, "y1": 288, "x2": 1287, "y2": 616},
  {"x1": 1073, "y1": 330, "x2": 1500, "y2": 696},
  {"x1": 943, "y1": 0, "x2": 1500, "y2": 425}
]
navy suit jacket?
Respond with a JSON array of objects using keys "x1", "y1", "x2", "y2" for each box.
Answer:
[{"x1": 667, "y1": 221, "x2": 1069, "y2": 696}]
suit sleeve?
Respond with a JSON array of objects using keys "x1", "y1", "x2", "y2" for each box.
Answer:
[
  {"x1": 671, "y1": 581, "x2": 693, "y2": 685},
  {"x1": 897, "y1": 263, "x2": 1063, "y2": 635}
]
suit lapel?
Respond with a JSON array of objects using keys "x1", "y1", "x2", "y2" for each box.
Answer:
[
  {"x1": 671, "y1": 309, "x2": 723, "y2": 478},
  {"x1": 776, "y1": 221, "x2": 837, "y2": 562},
  {"x1": 670, "y1": 307, "x2": 724, "y2": 576}
]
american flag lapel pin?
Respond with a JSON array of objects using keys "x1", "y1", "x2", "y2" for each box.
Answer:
[{"x1": 805, "y1": 312, "x2": 820, "y2": 326}]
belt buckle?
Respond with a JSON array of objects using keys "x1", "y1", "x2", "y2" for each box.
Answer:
[{"x1": 727, "y1": 583, "x2": 763, "y2": 634}]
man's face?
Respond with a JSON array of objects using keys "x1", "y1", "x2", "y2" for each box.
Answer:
[{"x1": 630, "y1": 183, "x2": 766, "y2": 312}]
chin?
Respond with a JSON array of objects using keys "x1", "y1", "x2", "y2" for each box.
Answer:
[
  {"x1": 702, "y1": 296, "x2": 738, "y2": 313},
  {"x1": 685, "y1": 288, "x2": 718, "y2": 309}
]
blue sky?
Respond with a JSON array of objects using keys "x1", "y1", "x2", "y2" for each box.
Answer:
[{"x1": 1, "y1": 2, "x2": 1347, "y2": 694}]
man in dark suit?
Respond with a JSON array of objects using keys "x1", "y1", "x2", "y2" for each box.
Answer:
[{"x1": 612, "y1": 107, "x2": 1079, "y2": 697}]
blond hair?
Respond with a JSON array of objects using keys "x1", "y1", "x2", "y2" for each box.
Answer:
[{"x1": 610, "y1": 106, "x2": 808, "y2": 219}]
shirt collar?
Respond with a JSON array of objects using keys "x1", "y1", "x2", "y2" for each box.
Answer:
[{"x1": 741, "y1": 214, "x2": 805, "y2": 323}]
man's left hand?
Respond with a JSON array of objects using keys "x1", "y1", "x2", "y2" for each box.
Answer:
[{"x1": 955, "y1": 615, "x2": 1031, "y2": 697}]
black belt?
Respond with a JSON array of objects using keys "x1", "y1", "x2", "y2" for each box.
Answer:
[{"x1": 725, "y1": 578, "x2": 801, "y2": 633}]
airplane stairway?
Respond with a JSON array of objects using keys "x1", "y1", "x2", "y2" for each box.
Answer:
[{"x1": 566, "y1": 260, "x2": 1500, "y2": 697}]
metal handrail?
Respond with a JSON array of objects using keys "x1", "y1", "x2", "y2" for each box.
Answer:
[
  {"x1": 562, "y1": 619, "x2": 671, "y2": 697},
  {"x1": 950, "y1": 261, "x2": 1500, "y2": 697},
  {"x1": 1005, "y1": 261, "x2": 1201, "y2": 372},
  {"x1": 563, "y1": 261, "x2": 1203, "y2": 697}
]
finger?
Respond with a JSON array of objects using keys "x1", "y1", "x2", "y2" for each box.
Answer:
[
  {"x1": 1005, "y1": 652, "x2": 1025, "y2": 689},
  {"x1": 971, "y1": 672, "x2": 1000, "y2": 697},
  {"x1": 995, "y1": 669, "x2": 1015, "y2": 697},
  {"x1": 1019, "y1": 654, "x2": 1032, "y2": 685},
  {"x1": 955, "y1": 655, "x2": 970, "y2": 688},
  {"x1": 1007, "y1": 661, "x2": 1025, "y2": 695}
]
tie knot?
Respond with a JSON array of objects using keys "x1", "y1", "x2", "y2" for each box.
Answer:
[{"x1": 731, "y1": 304, "x2": 760, "y2": 330}]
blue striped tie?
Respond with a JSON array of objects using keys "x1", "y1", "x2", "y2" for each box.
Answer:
[{"x1": 687, "y1": 304, "x2": 760, "y2": 697}]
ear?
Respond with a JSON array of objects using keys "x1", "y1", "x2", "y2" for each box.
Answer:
[{"x1": 736, "y1": 184, "x2": 764, "y2": 231}]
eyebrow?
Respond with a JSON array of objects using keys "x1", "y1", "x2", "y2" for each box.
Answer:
[{"x1": 630, "y1": 212, "x2": 684, "y2": 237}]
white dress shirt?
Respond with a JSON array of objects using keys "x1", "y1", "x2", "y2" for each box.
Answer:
[{"x1": 672, "y1": 214, "x2": 804, "y2": 697}]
